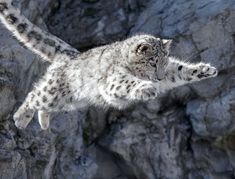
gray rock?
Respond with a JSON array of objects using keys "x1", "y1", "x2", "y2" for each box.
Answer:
[
  {"x1": 99, "y1": 108, "x2": 189, "y2": 179},
  {"x1": 1, "y1": 0, "x2": 235, "y2": 178},
  {"x1": 46, "y1": 0, "x2": 149, "y2": 50},
  {"x1": 187, "y1": 88, "x2": 235, "y2": 137}
]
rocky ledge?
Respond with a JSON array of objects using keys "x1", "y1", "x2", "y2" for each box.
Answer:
[{"x1": 0, "y1": 0, "x2": 235, "y2": 178}]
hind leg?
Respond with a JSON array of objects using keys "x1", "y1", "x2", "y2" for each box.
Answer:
[
  {"x1": 13, "y1": 92, "x2": 36, "y2": 129},
  {"x1": 13, "y1": 69, "x2": 71, "y2": 129},
  {"x1": 13, "y1": 88, "x2": 54, "y2": 130},
  {"x1": 38, "y1": 110, "x2": 50, "y2": 130}
]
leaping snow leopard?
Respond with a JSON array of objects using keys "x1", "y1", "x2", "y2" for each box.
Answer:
[{"x1": 0, "y1": 0, "x2": 217, "y2": 130}]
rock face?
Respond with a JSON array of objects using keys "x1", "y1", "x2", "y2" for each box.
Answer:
[{"x1": 0, "y1": 0, "x2": 235, "y2": 178}]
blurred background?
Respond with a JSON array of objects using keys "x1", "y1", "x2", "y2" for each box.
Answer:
[{"x1": 0, "y1": 0, "x2": 235, "y2": 178}]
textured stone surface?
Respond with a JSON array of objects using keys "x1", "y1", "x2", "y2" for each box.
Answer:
[
  {"x1": 46, "y1": 0, "x2": 149, "y2": 50},
  {"x1": 0, "y1": 0, "x2": 235, "y2": 178}
]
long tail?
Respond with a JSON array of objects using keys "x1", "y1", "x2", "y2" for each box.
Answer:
[{"x1": 0, "y1": 0, "x2": 79, "y2": 62}]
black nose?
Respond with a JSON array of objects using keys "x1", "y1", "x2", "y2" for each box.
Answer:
[
  {"x1": 155, "y1": 69, "x2": 166, "y2": 81},
  {"x1": 156, "y1": 76, "x2": 164, "y2": 81}
]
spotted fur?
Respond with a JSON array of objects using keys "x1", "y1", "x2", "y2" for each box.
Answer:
[
  {"x1": 0, "y1": 0, "x2": 79, "y2": 61},
  {"x1": 0, "y1": 0, "x2": 217, "y2": 130}
]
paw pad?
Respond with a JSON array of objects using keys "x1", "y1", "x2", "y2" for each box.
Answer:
[{"x1": 194, "y1": 64, "x2": 218, "y2": 79}]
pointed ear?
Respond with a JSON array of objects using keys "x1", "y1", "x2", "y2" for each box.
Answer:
[
  {"x1": 135, "y1": 43, "x2": 153, "y2": 56},
  {"x1": 162, "y1": 39, "x2": 172, "y2": 51}
]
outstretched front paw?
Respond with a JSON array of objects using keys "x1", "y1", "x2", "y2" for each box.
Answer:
[{"x1": 191, "y1": 63, "x2": 218, "y2": 80}]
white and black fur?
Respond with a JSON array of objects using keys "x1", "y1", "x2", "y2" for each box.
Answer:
[{"x1": 0, "y1": 0, "x2": 217, "y2": 130}]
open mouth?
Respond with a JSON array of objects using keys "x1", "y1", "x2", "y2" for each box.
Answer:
[{"x1": 152, "y1": 76, "x2": 164, "y2": 82}]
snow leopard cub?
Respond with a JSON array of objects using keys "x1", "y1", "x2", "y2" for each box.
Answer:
[{"x1": 0, "y1": 0, "x2": 217, "y2": 130}]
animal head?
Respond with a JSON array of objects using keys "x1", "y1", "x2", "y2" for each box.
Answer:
[{"x1": 122, "y1": 34, "x2": 172, "y2": 82}]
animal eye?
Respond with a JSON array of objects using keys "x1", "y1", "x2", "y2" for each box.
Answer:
[
  {"x1": 150, "y1": 63, "x2": 157, "y2": 67},
  {"x1": 149, "y1": 58, "x2": 157, "y2": 67},
  {"x1": 163, "y1": 50, "x2": 168, "y2": 56},
  {"x1": 149, "y1": 57, "x2": 154, "y2": 61},
  {"x1": 149, "y1": 57, "x2": 158, "y2": 63}
]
